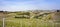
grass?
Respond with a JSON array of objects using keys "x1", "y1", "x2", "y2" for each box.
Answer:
[
  {"x1": 0, "y1": 20, "x2": 3, "y2": 27},
  {"x1": 0, "y1": 14, "x2": 55, "y2": 27},
  {"x1": 0, "y1": 12, "x2": 60, "y2": 27},
  {"x1": 4, "y1": 18, "x2": 54, "y2": 27}
]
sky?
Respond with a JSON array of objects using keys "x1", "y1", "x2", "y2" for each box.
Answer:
[{"x1": 0, "y1": 0, "x2": 60, "y2": 11}]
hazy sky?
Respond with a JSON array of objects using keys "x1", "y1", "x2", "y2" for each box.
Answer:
[{"x1": 0, "y1": 0, "x2": 60, "y2": 11}]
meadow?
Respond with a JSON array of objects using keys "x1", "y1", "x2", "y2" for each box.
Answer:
[
  {"x1": 5, "y1": 18, "x2": 54, "y2": 27},
  {"x1": 0, "y1": 11, "x2": 60, "y2": 27}
]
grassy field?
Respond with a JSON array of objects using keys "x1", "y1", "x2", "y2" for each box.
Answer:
[
  {"x1": 4, "y1": 18, "x2": 54, "y2": 27},
  {"x1": 0, "y1": 14, "x2": 55, "y2": 27},
  {"x1": 0, "y1": 20, "x2": 3, "y2": 27},
  {"x1": 0, "y1": 11, "x2": 60, "y2": 27}
]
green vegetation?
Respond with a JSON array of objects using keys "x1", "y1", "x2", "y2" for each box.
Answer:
[
  {"x1": 5, "y1": 18, "x2": 53, "y2": 27},
  {"x1": 2, "y1": 14, "x2": 53, "y2": 27},
  {"x1": 0, "y1": 20, "x2": 2, "y2": 27},
  {"x1": 0, "y1": 10, "x2": 60, "y2": 27}
]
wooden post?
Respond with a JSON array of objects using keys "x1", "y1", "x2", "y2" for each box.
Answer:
[{"x1": 3, "y1": 18, "x2": 5, "y2": 27}]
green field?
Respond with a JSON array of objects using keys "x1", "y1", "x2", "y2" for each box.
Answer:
[
  {"x1": 0, "y1": 20, "x2": 2, "y2": 27},
  {"x1": 5, "y1": 18, "x2": 53, "y2": 27},
  {"x1": 0, "y1": 13, "x2": 53, "y2": 27},
  {"x1": 0, "y1": 11, "x2": 60, "y2": 27}
]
